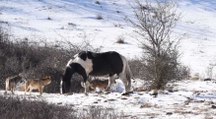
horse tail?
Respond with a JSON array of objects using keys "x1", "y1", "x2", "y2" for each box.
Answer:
[
  {"x1": 120, "y1": 55, "x2": 132, "y2": 92},
  {"x1": 125, "y1": 58, "x2": 132, "y2": 87},
  {"x1": 125, "y1": 60, "x2": 132, "y2": 82}
]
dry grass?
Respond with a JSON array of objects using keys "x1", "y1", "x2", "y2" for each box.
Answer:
[
  {"x1": 0, "y1": 95, "x2": 73, "y2": 119},
  {"x1": 0, "y1": 95, "x2": 124, "y2": 119}
]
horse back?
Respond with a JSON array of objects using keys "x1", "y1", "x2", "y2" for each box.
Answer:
[{"x1": 90, "y1": 51, "x2": 123, "y2": 76}]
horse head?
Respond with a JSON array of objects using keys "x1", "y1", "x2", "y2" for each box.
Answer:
[{"x1": 61, "y1": 63, "x2": 88, "y2": 94}]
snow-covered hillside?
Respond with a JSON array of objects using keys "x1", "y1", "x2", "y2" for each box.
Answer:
[
  {"x1": 177, "y1": 0, "x2": 216, "y2": 78},
  {"x1": 1, "y1": 0, "x2": 216, "y2": 118},
  {"x1": 0, "y1": 0, "x2": 141, "y2": 59},
  {"x1": 1, "y1": 0, "x2": 216, "y2": 77}
]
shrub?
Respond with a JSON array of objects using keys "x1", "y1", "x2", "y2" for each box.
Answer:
[
  {"x1": 0, "y1": 25, "x2": 101, "y2": 93},
  {"x1": 116, "y1": 36, "x2": 126, "y2": 44},
  {"x1": 95, "y1": 1, "x2": 100, "y2": 5},
  {"x1": 47, "y1": 17, "x2": 52, "y2": 20},
  {"x1": 0, "y1": 37, "x2": 76, "y2": 91},
  {"x1": 0, "y1": 95, "x2": 73, "y2": 119},
  {"x1": 128, "y1": 59, "x2": 147, "y2": 80},
  {"x1": 0, "y1": 95, "x2": 125, "y2": 119},
  {"x1": 79, "y1": 106, "x2": 123, "y2": 119},
  {"x1": 129, "y1": 0, "x2": 184, "y2": 89},
  {"x1": 96, "y1": 14, "x2": 103, "y2": 20}
]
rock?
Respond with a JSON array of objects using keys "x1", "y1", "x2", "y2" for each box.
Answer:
[
  {"x1": 211, "y1": 105, "x2": 216, "y2": 109},
  {"x1": 190, "y1": 73, "x2": 200, "y2": 80},
  {"x1": 121, "y1": 97, "x2": 128, "y2": 100},
  {"x1": 204, "y1": 78, "x2": 212, "y2": 81},
  {"x1": 149, "y1": 89, "x2": 158, "y2": 98},
  {"x1": 122, "y1": 91, "x2": 133, "y2": 96},
  {"x1": 107, "y1": 98, "x2": 116, "y2": 101},
  {"x1": 166, "y1": 112, "x2": 173, "y2": 115}
]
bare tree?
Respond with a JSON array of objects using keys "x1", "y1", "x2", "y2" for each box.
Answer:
[{"x1": 130, "y1": 0, "x2": 182, "y2": 89}]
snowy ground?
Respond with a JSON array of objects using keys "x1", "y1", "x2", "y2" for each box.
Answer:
[
  {"x1": 1, "y1": 79, "x2": 216, "y2": 119},
  {"x1": 1, "y1": 0, "x2": 216, "y2": 118}
]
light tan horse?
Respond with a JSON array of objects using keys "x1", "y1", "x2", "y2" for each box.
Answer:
[{"x1": 25, "y1": 76, "x2": 52, "y2": 95}]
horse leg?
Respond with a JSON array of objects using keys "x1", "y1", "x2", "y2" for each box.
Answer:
[
  {"x1": 11, "y1": 87, "x2": 14, "y2": 95},
  {"x1": 106, "y1": 75, "x2": 115, "y2": 92},
  {"x1": 119, "y1": 73, "x2": 130, "y2": 93},
  {"x1": 79, "y1": 71, "x2": 88, "y2": 95},
  {"x1": 83, "y1": 82, "x2": 88, "y2": 95},
  {"x1": 63, "y1": 80, "x2": 71, "y2": 94}
]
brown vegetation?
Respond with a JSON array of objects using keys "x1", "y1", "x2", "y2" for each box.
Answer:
[{"x1": 129, "y1": 0, "x2": 189, "y2": 89}]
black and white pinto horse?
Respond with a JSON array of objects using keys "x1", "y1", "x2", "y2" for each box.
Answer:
[{"x1": 61, "y1": 51, "x2": 132, "y2": 94}]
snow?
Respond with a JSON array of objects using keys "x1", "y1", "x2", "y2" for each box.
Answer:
[
  {"x1": 0, "y1": 0, "x2": 141, "y2": 58},
  {"x1": 177, "y1": 0, "x2": 216, "y2": 78},
  {"x1": 1, "y1": 0, "x2": 216, "y2": 118},
  {"x1": 1, "y1": 79, "x2": 216, "y2": 118}
]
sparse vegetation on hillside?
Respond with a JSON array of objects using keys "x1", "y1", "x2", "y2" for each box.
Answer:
[
  {"x1": 0, "y1": 25, "x2": 98, "y2": 93},
  {"x1": 96, "y1": 14, "x2": 103, "y2": 20},
  {"x1": 130, "y1": 0, "x2": 189, "y2": 89},
  {"x1": 116, "y1": 36, "x2": 126, "y2": 44},
  {"x1": 0, "y1": 95, "x2": 73, "y2": 119},
  {"x1": 0, "y1": 95, "x2": 124, "y2": 119}
]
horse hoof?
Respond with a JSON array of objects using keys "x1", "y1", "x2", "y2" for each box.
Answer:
[
  {"x1": 64, "y1": 92, "x2": 73, "y2": 96},
  {"x1": 105, "y1": 91, "x2": 111, "y2": 94},
  {"x1": 122, "y1": 91, "x2": 133, "y2": 96}
]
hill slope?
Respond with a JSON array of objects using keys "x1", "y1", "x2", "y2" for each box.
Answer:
[{"x1": 1, "y1": 0, "x2": 216, "y2": 76}]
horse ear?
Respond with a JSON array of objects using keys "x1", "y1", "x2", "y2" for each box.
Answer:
[
  {"x1": 78, "y1": 51, "x2": 87, "y2": 61},
  {"x1": 86, "y1": 51, "x2": 94, "y2": 59}
]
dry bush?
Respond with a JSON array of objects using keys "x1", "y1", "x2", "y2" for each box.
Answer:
[
  {"x1": 129, "y1": 59, "x2": 147, "y2": 80},
  {"x1": 0, "y1": 95, "x2": 125, "y2": 119},
  {"x1": 96, "y1": 14, "x2": 103, "y2": 20},
  {"x1": 0, "y1": 95, "x2": 74, "y2": 119},
  {"x1": 129, "y1": 0, "x2": 185, "y2": 89},
  {"x1": 0, "y1": 25, "x2": 101, "y2": 93},
  {"x1": 0, "y1": 37, "x2": 75, "y2": 91},
  {"x1": 80, "y1": 106, "x2": 123, "y2": 119},
  {"x1": 47, "y1": 17, "x2": 52, "y2": 20},
  {"x1": 116, "y1": 36, "x2": 126, "y2": 44},
  {"x1": 95, "y1": 1, "x2": 101, "y2": 5}
]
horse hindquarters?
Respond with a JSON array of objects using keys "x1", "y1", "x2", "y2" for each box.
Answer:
[{"x1": 119, "y1": 56, "x2": 132, "y2": 93}]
